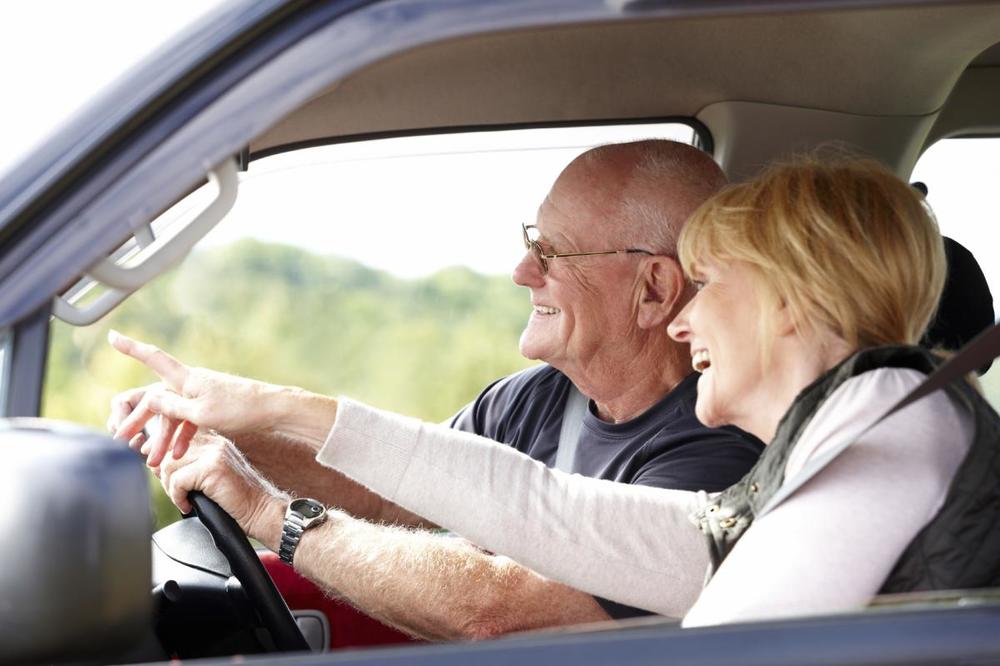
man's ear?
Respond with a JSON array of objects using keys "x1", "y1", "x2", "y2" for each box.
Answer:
[{"x1": 637, "y1": 257, "x2": 685, "y2": 329}]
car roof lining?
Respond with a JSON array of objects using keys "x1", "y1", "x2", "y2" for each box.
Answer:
[{"x1": 249, "y1": 2, "x2": 1000, "y2": 175}]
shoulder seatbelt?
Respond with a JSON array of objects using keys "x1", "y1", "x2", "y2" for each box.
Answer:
[
  {"x1": 759, "y1": 323, "x2": 1000, "y2": 516},
  {"x1": 555, "y1": 384, "x2": 589, "y2": 473},
  {"x1": 888, "y1": 324, "x2": 1000, "y2": 417}
]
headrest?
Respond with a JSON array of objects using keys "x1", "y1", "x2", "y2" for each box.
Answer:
[{"x1": 922, "y1": 236, "x2": 995, "y2": 374}]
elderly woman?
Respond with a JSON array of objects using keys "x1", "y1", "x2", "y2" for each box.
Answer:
[{"x1": 110, "y1": 156, "x2": 993, "y2": 626}]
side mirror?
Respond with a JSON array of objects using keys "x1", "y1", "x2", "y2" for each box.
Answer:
[{"x1": 0, "y1": 419, "x2": 152, "y2": 664}]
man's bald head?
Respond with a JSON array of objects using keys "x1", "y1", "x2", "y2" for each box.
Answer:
[
  {"x1": 519, "y1": 139, "x2": 726, "y2": 417},
  {"x1": 561, "y1": 140, "x2": 727, "y2": 254}
]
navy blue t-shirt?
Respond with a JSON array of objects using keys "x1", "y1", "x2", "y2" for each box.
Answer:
[{"x1": 449, "y1": 364, "x2": 764, "y2": 618}]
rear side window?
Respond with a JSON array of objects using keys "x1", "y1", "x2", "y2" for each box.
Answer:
[{"x1": 912, "y1": 137, "x2": 1000, "y2": 407}]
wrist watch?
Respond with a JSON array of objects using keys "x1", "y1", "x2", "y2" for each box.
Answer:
[{"x1": 278, "y1": 498, "x2": 327, "y2": 565}]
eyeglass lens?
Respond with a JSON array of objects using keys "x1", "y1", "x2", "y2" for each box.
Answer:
[{"x1": 522, "y1": 225, "x2": 548, "y2": 273}]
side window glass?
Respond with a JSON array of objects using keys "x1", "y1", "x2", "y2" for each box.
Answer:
[
  {"x1": 912, "y1": 137, "x2": 1000, "y2": 407},
  {"x1": 43, "y1": 122, "x2": 702, "y2": 527}
]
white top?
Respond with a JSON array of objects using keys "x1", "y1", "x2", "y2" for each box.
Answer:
[{"x1": 317, "y1": 368, "x2": 973, "y2": 626}]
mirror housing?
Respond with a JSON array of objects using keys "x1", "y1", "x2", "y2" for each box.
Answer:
[{"x1": 0, "y1": 419, "x2": 152, "y2": 664}]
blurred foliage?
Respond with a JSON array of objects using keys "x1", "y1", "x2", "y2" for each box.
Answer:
[{"x1": 42, "y1": 239, "x2": 535, "y2": 529}]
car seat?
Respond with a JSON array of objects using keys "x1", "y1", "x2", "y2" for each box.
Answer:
[
  {"x1": 261, "y1": 551, "x2": 416, "y2": 650},
  {"x1": 922, "y1": 236, "x2": 995, "y2": 375}
]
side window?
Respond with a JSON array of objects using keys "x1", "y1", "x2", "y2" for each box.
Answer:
[
  {"x1": 42, "y1": 122, "x2": 701, "y2": 527},
  {"x1": 911, "y1": 137, "x2": 1000, "y2": 407}
]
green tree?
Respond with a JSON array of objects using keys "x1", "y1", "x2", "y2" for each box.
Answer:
[{"x1": 43, "y1": 240, "x2": 535, "y2": 529}]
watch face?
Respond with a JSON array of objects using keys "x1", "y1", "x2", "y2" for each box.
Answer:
[{"x1": 290, "y1": 498, "x2": 324, "y2": 518}]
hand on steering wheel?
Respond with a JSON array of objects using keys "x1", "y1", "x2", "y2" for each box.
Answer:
[
  {"x1": 150, "y1": 432, "x2": 310, "y2": 652},
  {"x1": 188, "y1": 491, "x2": 310, "y2": 652}
]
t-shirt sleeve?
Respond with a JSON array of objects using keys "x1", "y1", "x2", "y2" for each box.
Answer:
[
  {"x1": 446, "y1": 372, "x2": 527, "y2": 438},
  {"x1": 446, "y1": 401, "x2": 476, "y2": 430}
]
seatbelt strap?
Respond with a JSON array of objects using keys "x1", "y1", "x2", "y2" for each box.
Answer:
[
  {"x1": 759, "y1": 322, "x2": 1000, "y2": 516},
  {"x1": 886, "y1": 323, "x2": 1000, "y2": 417},
  {"x1": 555, "y1": 384, "x2": 589, "y2": 473}
]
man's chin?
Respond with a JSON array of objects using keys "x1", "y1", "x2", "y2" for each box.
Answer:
[
  {"x1": 518, "y1": 346, "x2": 546, "y2": 363},
  {"x1": 517, "y1": 335, "x2": 550, "y2": 363}
]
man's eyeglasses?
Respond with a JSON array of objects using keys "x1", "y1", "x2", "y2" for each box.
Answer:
[{"x1": 522, "y1": 223, "x2": 653, "y2": 274}]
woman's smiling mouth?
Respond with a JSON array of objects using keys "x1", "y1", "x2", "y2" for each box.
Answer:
[{"x1": 692, "y1": 349, "x2": 712, "y2": 372}]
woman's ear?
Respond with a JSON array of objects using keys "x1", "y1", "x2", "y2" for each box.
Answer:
[
  {"x1": 637, "y1": 257, "x2": 686, "y2": 330},
  {"x1": 773, "y1": 296, "x2": 798, "y2": 337}
]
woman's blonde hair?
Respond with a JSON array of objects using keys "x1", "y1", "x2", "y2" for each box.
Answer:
[{"x1": 678, "y1": 154, "x2": 946, "y2": 350}]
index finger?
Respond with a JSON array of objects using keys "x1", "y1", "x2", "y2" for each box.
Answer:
[{"x1": 108, "y1": 330, "x2": 189, "y2": 391}]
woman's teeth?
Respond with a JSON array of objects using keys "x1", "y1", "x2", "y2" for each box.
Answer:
[
  {"x1": 693, "y1": 349, "x2": 711, "y2": 372},
  {"x1": 534, "y1": 306, "x2": 560, "y2": 315}
]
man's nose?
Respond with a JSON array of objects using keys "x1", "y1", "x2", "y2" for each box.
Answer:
[
  {"x1": 512, "y1": 250, "x2": 544, "y2": 287},
  {"x1": 667, "y1": 303, "x2": 691, "y2": 342}
]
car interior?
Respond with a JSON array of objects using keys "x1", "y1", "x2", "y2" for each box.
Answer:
[{"x1": 2, "y1": 1, "x2": 1000, "y2": 664}]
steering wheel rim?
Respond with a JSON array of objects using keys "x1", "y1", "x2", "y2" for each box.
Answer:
[{"x1": 188, "y1": 491, "x2": 310, "y2": 652}]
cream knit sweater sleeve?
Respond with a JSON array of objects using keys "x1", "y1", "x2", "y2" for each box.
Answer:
[
  {"x1": 316, "y1": 369, "x2": 973, "y2": 625},
  {"x1": 316, "y1": 398, "x2": 708, "y2": 618}
]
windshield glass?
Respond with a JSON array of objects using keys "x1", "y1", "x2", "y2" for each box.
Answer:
[{"x1": 43, "y1": 122, "x2": 701, "y2": 529}]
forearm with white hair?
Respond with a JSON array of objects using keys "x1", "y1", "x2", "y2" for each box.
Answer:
[{"x1": 283, "y1": 510, "x2": 611, "y2": 640}]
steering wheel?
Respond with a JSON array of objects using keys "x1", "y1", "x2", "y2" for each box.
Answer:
[{"x1": 188, "y1": 491, "x2": 310, "y2": 652}]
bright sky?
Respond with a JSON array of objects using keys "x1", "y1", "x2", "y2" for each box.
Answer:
[
  {"x1": 0, "y1": 1, "x2": 691, "y2": 278},
  {"x1": 0, "y1": 2, "x2": 225, "y2": 180},
  {"x1": 200, "y1": 124, "x2": 695, "y2": 277}
]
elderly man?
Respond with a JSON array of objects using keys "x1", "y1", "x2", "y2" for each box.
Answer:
[{"x1": 109, "y1": 140, "x2": 762, "y2": 639}]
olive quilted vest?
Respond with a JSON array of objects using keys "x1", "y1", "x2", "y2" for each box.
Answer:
[{"x1": 690, "y1": 345, "x2": 1000, "y2": 592}]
